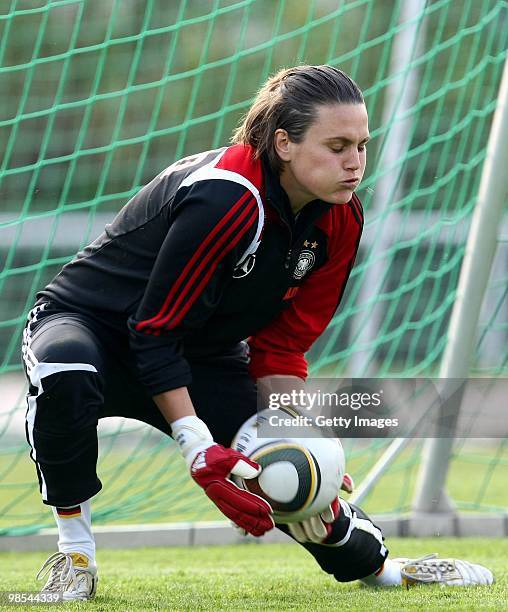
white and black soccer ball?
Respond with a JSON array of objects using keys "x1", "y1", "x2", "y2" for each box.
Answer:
[{"x1": 231, "y1": 410, "x2": 345, "y2": 523}]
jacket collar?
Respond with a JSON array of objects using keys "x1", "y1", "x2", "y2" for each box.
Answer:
[
  {"x1": 261, "y1": 153, "x2": 293, "y2": 221},
  {"x1": 261, "y1": 153, "x2": 332, "y2": 231}
]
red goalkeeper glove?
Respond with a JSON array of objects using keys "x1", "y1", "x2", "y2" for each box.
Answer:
[
  {"x1": 191, "y1": 444, "x2": 274, "y2": 537},
  {"x1": 171, "y1": 416, "x2": 274, "y2": 537}
]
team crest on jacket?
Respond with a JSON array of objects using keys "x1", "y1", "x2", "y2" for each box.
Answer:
[
  {"x1": 293, "y1": 249, "x2": 315, "y2": 279},
  {"x1": 233, "y1": 254, "x2": 256, "y2": 278}
]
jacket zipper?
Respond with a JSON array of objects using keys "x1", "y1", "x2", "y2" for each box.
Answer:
[
  {"x1": 267, "y1": 197, "x2": 293, "y2": 270},
  {"x1": 284, "y1": 249, "x2": 292, "y2": 269}
]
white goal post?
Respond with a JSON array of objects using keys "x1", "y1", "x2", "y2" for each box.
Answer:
[{"x1": 351, "y1": 55, "x2": 508, "y2": 530}]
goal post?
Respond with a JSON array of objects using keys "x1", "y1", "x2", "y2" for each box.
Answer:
[
  {"x1": 351, "y1": 55, "x2": 508, "y2": 526},
  {"x1": 412, "y1": 54, "x2": 508, "y2": 516},
  {"x1": 349, "y1": 0, "x2": 427, "y2": 378}
]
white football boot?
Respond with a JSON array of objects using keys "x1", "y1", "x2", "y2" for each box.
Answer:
[
  {"x1": 37, "y1": 551, "x2": 98, "y2": 601},
  {"x1": 393, "y1": 553, "x2": 494, "y2": 587}
]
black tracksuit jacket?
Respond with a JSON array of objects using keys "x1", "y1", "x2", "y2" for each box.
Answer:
[{"x1": 38, "y1": 144, "x2": 363, "y2": 395}]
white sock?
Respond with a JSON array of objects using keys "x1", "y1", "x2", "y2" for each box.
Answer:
[
  {"x1": 360, "y1": 559, "x2": 402, "y2": 587},
  {"x1": 52, "y1": 500, "x2": 95, "y2": 564}
]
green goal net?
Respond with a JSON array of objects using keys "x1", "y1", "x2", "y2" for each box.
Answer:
[{"x1": 1, "y1": 0, "x2": 507, "y2": 535}]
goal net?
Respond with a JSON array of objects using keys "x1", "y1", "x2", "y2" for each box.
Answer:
[{"x1": 1, "y1": 0, "x2": 507, "y2": 536}]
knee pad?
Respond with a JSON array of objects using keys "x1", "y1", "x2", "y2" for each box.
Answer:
[
  {"x1": 32, "y1": 369, "x2": 103, "y2": 433},
  {"x1": 303, "y1": 500, "x2": 389, "y2": 582}
]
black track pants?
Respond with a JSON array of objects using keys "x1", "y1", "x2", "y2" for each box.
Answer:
[{"x1": 22, "y1": 302, "x2": 388, "y2": 581}]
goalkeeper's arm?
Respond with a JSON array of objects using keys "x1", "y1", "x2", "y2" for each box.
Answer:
[{"x1": 154, "y1": 388, "x2": 274, "y2": 537}]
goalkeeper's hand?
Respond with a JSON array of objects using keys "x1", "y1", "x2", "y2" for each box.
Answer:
[
  {"x1": 171, "y1": 416, "x2": 274, "y2": 537},
  {"x1": 287, "y1": 473, "x2": 354, "y2": 544}
]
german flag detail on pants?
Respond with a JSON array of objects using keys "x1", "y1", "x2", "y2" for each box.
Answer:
[{"x1": 56, "y1": 505, "x2": 81, "y2": 518}]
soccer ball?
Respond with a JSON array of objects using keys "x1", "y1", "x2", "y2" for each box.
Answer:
[{"x1": 231, "y1": 409, "x2": 345, "y2": 523}]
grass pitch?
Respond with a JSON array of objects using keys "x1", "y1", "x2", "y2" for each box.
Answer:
[{"x1": 0, "y1": 538, "x2": 506, "y2": 611}]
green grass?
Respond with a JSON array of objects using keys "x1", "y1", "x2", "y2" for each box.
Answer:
[{"x1": 0, "y1": 539, "x2": 507, "y2": 611}]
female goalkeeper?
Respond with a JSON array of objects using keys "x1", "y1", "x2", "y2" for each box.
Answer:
[{"x1": 23, "y1": 65, "x2": 493, "y2": 600}]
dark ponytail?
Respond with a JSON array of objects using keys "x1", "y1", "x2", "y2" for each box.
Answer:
[{"x1": 232, "y1": 65, "x2": 364, "y2": 173}]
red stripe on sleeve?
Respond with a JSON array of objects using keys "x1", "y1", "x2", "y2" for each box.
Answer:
[
  {"x1": 136, "y1": 190, "x2": 253, "y2": 332},
  {"x1": 155, "y1": 199, "x2": 257, "y2": 329},
  {"x1": 166, "y1": 206, "x2": 259, "y2": 329}
]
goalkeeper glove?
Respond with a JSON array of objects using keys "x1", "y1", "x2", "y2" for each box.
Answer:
[
  {"x1": 288, "y1": 496, "x2": 341, "y2": 543},
  {"x1": 171, "y1": 416, "x2": 274, "y2": 537},
  {"x1": 288, "y1": 473, "x2": 354, "y2": 544}
]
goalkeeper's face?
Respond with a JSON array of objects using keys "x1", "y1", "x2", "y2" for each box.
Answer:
[{"x1": 276, "y1": 103, "x2": 369, "y2": 212}]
